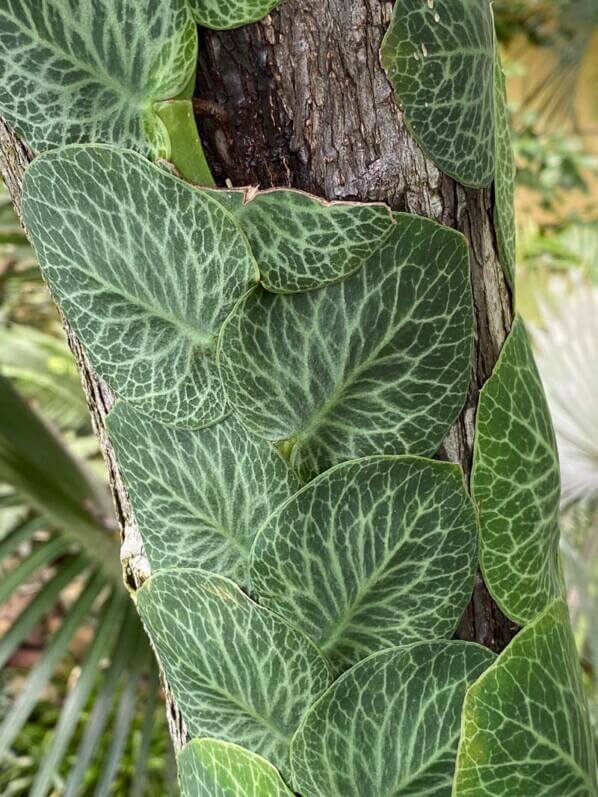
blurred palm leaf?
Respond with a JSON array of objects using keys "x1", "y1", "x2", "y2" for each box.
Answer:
[
  {"x1": 0, "y1": 378, "x2": 174, "y2": 796},
  {"x1": 0, "y1": 326, "x2": 89, "y2": 431},
  {"x1": 534, "y1": 283, "x2": 598, "y2": 507},
  {"x1": 518, "y1": 0, "x2": 598, "y2": 127}
]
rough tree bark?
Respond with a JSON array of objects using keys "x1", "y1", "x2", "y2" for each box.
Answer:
[{"x1": 0, "y1": 0, "x2": 516, "y2": 754}]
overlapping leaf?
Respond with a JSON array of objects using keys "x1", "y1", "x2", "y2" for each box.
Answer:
[
  {"x1": 22, "y1": 145, "x2": 258, "y2": 428},
  {"x1": 219, "y1": 214, "x2": 473, "y2": 480},
  {"x1": 472, "y1": 315, "x2": 563, "y2": 624},
  {"x1": 250, "y1": 456, "x2": 478, "y2": 670},
  {"x1": 381, "y1": 0, "x2": 496, "y2": 187},
  {"x1": 0, "y1": 0, "x2": 197, "y2": 156},
  {"x1": 137, "y1": 569, "x2": 332, "y2": 767},
  {"x1": 108, "y1": 403, "x2": 300, "y2": 578},
  {"x1": 189, "y1": 0, "x2": 282, "y2": 29},
  {"x1": 231, "y1": 189, "x2": 395, "y2": 293},
  {"x1": 494, "y1": 49, "x2": 516, "y2": 287},
  {"x1": 179, "y1": 739, "x2": 293, "y2": 797},
  {"x1": 290, "y1": 642, "x2": 494, "y2": 797},
  {"x1": 454, "y1": 599, "x2": 597, "y2": 796}
]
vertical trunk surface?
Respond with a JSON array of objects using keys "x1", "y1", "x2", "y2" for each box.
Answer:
[
  {"x1": 0, "y1": 0, "x2": 516, "y2": 755},
  {"x1": 195, "y1": 0, "x2": 516, "y2": 647}
]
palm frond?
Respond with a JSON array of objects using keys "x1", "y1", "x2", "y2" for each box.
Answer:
[{"x1": 534, "y1": 282, "x2": 598, "y2": 507}]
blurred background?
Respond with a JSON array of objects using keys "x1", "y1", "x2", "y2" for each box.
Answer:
[{"x1": 1, "y1": 1, "x2": 597, "y2": 793}]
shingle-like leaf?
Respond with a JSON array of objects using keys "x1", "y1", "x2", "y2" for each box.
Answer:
[
  {"x1": 108, "y1": 403, "x2": 301, "y2": 578},
  {"x1": 179, "y1": 739, "x2": 293, "y2": 797},
  {"x1": 494, "y1": 49, "x2": 516, "y2": 287},
  {"x1": 137, "y1": 569, "x2": 332, "y2": 767},
  {"x1": 472, "y1": 315, "x2": 563, "y2": 624},
  {"x1": 454, "y1": 599, "x2": 597, "y2": 797},
  {"x1": 290, "y1": 642, "x2": 494, "y2": 797},
  {"x1": 22, "y1": 145, "x2": 258, "y2": 428},
  {"x1": 250, "y1": 456, "x2": 478, "y2": 670},
  {"x1": 381, "y1": 0, "x2": 495, "y2": 187},
  {"x1": 219, "y1": 214, "x2": 473, "y2": 480},
  {"x1": 0, "y1": 0, "x2": 197, "y2": 156},
  {"x1": 232, "y1": 189, "x2": 395, "y2": 293},
  {"x1": 189, "y1": 0, "x2": 282, "y2": 30}
]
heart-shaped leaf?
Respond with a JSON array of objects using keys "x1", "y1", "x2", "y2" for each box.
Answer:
[
  {"x1": 179, "y1": 739, "x2": 293, "y2": 797},
  {"x1": 290, "y1": 642, "x2": 494, "y2": 797},
  {"x1": 472, "y1": 315, "x2": 563, "y2": 624},
  {"x1": 22, "y1": 145, "x2": 258, "y2": 429},
  {"x1": 454, "y1": 599, "x2": 597, "y2": 796},
  {"x1": 250, "y1": 456, "x2": 478, "y2": 670},
  {"x1": 0, "y1": 0, "x2": 197, "y2": 156},
  {"x1": 381, "y1": 0, "x2": 496, "y2": 187},
  {"x1": 108, "y1": 403, "x2": 301, "y2": 579},
  {"x1": 137, "y1": 569, "x2": 332, "y2": 767},
  {"x1": 232, "y1": 189, "x2": 395, "y2": 293},
  {"x1": 494, "y1": 49, "x2": 516, "y2": 287},
  {"x1": 189, "y1": 0, "x2": 282, "y2": 30},
  {"x1": 219, "y1": 214, "x2": 473, "y2": 480}
]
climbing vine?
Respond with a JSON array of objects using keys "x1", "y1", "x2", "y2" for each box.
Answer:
[{"x1": 0, "y1": 0, "x2": 596, "y2": 795}]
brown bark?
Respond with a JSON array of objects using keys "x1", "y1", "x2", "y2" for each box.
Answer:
[{"x1": 0, "y1": 0, "x2": 517, "y2": 752}]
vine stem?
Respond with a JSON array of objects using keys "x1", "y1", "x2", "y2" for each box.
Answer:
[{"x1": 156, "y1": 99, "x2": 215, "y2": 187}]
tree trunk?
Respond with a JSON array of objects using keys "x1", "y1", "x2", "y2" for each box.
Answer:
[{"x1": 0, "y1": 0, "x2": 516, "y2": 754}]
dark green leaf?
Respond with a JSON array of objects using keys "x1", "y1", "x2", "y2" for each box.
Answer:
[
  {"x1": 454, "y1": 599, "x2": 597, "y2": 796},
  {"x1": 494, "y1": 49, "x2": 516, "y2": 287},
  {"x1": 472, "y1": 315, "x2": 563, "y2": 623},
  {"x1": 290, "y1": 642, "x2": 494, "y2": 796},
  {"x1": 189, "y1": 0, "x2": 282, "y2": 30},
  {"x1": 108, "y1": 403, "x2": 300, "y2": 579},
  {"x1": 137, "y1": 569, "x2": 332, "y2": 768},
  {"x1": 219, "y1": 214, "x2": 473, "y2": 480},
  {"x1": 381, "y1": 0, "x2": 496, "y2": 187},
  {"x1": 179, "y1": 739, "x2": 293, "y2": 796},
  {"x1": 0, "y1": 0, "x2": 197, "y2": 156},
  {"x1": 250, "y1": 456, "x2": 478, "y2": 669},
  {"x1": 22, "y1": 146, "x2": 258, "y2": 429}
]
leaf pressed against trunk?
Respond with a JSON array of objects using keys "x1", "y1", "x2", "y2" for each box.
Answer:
[
  {"x1": 0, "y1": 0, "x2": 197, "y2": 156},
  {"x1": 188, "y1": 0, "x2": 282, "y2": 30},
  {"x1": 454, "y1": 599, "x2": 597, "y2": 796},
  {"x1": 219, "y1": 214, "x2": 473, "y2": 480},
  {"x1": 381, "y1": 0, "x2": 496, "y2": 188},
  {"x1": 108, "y1": 403, "x2": 300, "y2": 579},
  {"x1": 250, "y1": 456, "x2": 478, "y2": 670},
  {"x1": 137, "y1": 569, "x2": 332, "y2": 769},
  {"x1": 178, "y1": 739, "x2": 293, "y2": 797},
  {"x1": 22, "y1": 145, "x2": 259, "y2": 428},
  {"x1": 225, "y1": 188, "x2": 395, "y2": 293},
  {"x1": 290, "y1": 641, "x2": 494, "y2": 797},
  {"x1": 472, "y1": 315, "x2": 563, "y2": 624}
]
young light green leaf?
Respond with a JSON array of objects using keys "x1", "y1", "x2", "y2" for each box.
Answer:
[
  {"x1": 189, "y1": 0, "x2": 282, "y2": 30},
  {"x1": 179, "y1": 739, "x2": 293, "y2": 797},
  {"x1": 108, "y1": 403, "x2": 301, "y2": 579},
  {"x1": 250, "y1": 456, "x2": 478, "y2": 670},
  {"x1": 381, "y1": 0, "x2": 496, "y2": 187},
  {"x1": 233, "y1": 189, "x2": 395, "y2": 293},
  {"x1": 454, "y1": 599, "x2": 597, "y2": 797},
  {"x1": 137, "y1": 569, "x2": 332, "y2": 767},
  {"x1": 219, "y1": 214, "x2": 473, "y2": 480},
  {"x1": 22, "y1": 146, "x2": 258, "y2": 429},
  {"x1": 494, "y1": 48, "x2": 516, "y2": 287},
  {"x1": 472, "y1": 315, "x2": 563, "y2": 624},
  {"x1": 0, "y1": 0, "x2": 197, "y2": 156},
  {"x1": 290, "y1": 642, "x2": 494, "y2": 797}
]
